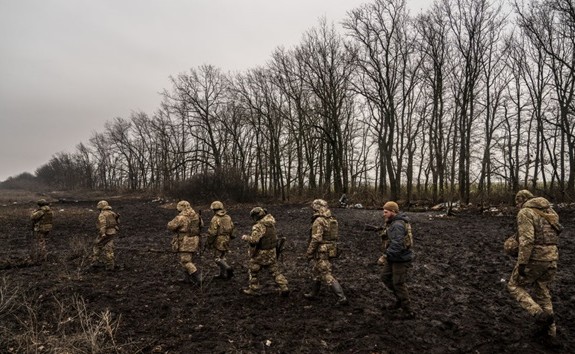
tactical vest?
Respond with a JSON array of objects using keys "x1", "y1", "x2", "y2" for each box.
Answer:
[
  {"x1": 36, "y1": 209, "x2": 53, "y2": 232},
  {"x1": 218, "y1": 215, "x2": 234, "y2": 236},
  {"x1": 189, "y1": 216, "x2": 201, "y2": 235},
  {"x1": 531, "y1": 208, "x2": 559, "y2": 246},
  {"x1": 259, "y1": 224, "x2": 277, "y2": 250},
  {"x1": 105, "y1": 211, "x2": 120, "y2": 231},
  {"x1": 322, "y1": 217, "x2": 339, "y2": 242}
]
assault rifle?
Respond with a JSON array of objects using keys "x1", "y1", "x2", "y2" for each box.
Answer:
[
  {"x1": 364, "y1": 224, "x2": 384, "y2": 232},
  {"x1": 276, "y1": 236, "x2": 286, "y2": 260}
]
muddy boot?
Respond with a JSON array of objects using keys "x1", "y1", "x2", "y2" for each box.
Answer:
[
  {"x1": 331, "y1": 280, "x2": 348, "y2": 306},
  {"x1": 225, "y1": 263, "x2": 234, "y2": 279},
  {"x1": 385, "y1": 300, "x2": 402, "y2": 311},
  {"x1": 534, "y1": 311, "x2": 554, "y2": 330},
  {"x1": 304, "y1": 280, "x2": 321, "y2": 300},
  {"x1": 401, "y1": 302, "x2": 416, "y2": 319},
  {"x1": 189, "y1": 271, "x2": 203, "y2": 286},
  {"x1": 214, "y1": 261, "x2": 227, "y2": 279},
  {"x1": 279, "y1": 286, "x2": 290, "y2": 297}
]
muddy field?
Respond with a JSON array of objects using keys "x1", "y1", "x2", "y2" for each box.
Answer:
[{"x1": 0, "y1": 193, "x2": 573, "y2": 353}]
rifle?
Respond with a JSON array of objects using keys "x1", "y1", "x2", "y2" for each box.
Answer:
[
  {"x1": 364, "y1": 224, "x2": 384, "y2": 232},
  {"x1": 276, "y1": 236, "x2": 286, "y2": 259}
]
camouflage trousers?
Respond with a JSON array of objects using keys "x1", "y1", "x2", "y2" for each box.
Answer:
[
  {"x1": 507, "y1": 261, "x2": 557, "y2": 337},
  {"x1": 382, "y1": 261, "x2": 412, "y2": 308},
  {"x1": 31, "y1": 231, "x2": 48, "y2": 262},
  {"x1": 247, "y1": 249, "x2": 288, "y2": 291},
  {"x1": 310, "y1": 253, "x2": 337, "y2": 286},
  {"x1": 178, "y1": 251, "x2": 198, "y2": 275},
  {"x1": 92, "y1": 239, "x2": 115, "y2": 270}
]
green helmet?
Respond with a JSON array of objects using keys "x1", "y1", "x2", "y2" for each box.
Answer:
[
  {"x1": 210, "y1": 201, "x2": 224, "y2": 211},
  {"x1": 250, "y1": 207, "x2": 267, "y2": 220},
  {"x1": 37, "y1": 199, "x2": 49, "y2": 206}
]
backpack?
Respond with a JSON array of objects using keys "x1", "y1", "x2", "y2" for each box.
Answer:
[{"x1": 404, "y1": 221, "x2": 413, "y2": 249}]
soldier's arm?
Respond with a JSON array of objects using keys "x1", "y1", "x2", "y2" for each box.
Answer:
[
  {"x1": 243, "y1": 223, "x2": 264, "y2": 245},
  {"x1": 306, "y1": 220, "x2": 324, "y2": 257}
]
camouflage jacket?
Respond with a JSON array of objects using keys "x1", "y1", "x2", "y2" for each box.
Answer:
[
  {"x1": 31, "y1": 205, "x2": 53, "y2": 232},
  {"x1": 167, "y1": 207, "x2": 203, "y2": 236},
  {"x1": 517, "y1": 197, "x2": 559, "y2": 264},
  {"x1": 306, "y1": 208, "x2": 334, "y2": 257},
  {"x1": 97, "y1": 206, "x2": 119, "y2": 236}
]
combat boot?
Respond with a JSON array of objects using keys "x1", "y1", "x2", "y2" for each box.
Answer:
[
  {"x1": 401, "y1": 302, "x2": 416, "y2": 319},
  {"x1": 225, "y1": 264, "x2": 234, "y2": 279},
  {"x1": 214, "y1": 261, "x2": 227, "y2": 279},
  {"x1": 331, "y1": 280, "x2": 349, "y2": 306},
  {"x1": 304, "y1": 280, "x2": 321, "y2": 300},
  {"x1": 385, "y1": 300, "x2": 402, "y2": 311},
  {"x1": 189, "y1": 271, "x2": 203, "y2": 286}
]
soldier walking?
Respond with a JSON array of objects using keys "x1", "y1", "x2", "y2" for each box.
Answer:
[
  {"x1": 167, "y1": 200, "x2": 204, "y2": 285},
  {"x1": 30, "y1": 199, "x2": 53, "y2": 263},
  {"x1": 207, "y1": 201, "x2": 235, "y2": 280},
  {"x1": 380, "y1": 201, "x2": 415, "y2": 318},
  {"x1": 241, "y1": 207, "x2": 289, "y2": 296},
  {"x1": 507, "y1": 190, "x2": 562, "y2": 348},
  {"x1": 304, "y1": 199, "x2": 348, "y2": 306},
  {"x1": 90, "y1": 200, "x2": 119, "y2": 271}
]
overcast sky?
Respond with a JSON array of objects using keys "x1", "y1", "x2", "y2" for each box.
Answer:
[{"x1": 0, "y1": 0, "x2": 430, "y2": 182}]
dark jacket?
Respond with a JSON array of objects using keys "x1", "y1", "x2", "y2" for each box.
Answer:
[{"x1": 385, "y1": 213, "x2": 413, "y2": 262}]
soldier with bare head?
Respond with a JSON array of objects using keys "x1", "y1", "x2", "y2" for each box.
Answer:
[
  {"x1": 304, "y1": 199, "x2": 348, "y2": 306},
  {"x1": 241, "y1": 207, "x2": 289, "y2": 297},
  {"x1": 90, "y1": 200, "x2": 119, "y2": 271},
  {"x1": 167, "y1": 200, "x2": 204, "y2": 285},
  {"x1": 507, "y1": 190, "x2": 562, "y2": 348},
  {"x1": 30, "y1": 199, "x2": 53, "y2": 263},
  {"x1": 207, "y1": 200, "x2": 235, "y2": 280}
]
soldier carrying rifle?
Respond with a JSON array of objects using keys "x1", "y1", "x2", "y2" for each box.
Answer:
[
  {"x1": 30, "y1": 199, "x2": 53, "y2": 263},
  {"x1": 89, "y1": 200, "x2": 120, "y2": 272}
]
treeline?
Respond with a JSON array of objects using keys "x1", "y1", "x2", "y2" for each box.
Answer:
[{"x1": 30, "y1": 0, "x2": 574, "y2": 203}]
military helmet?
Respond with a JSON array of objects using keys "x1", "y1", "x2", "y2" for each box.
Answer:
[
  {"x1": 96, "y1": 200, "x2": 109, "y2": 210},
  {"x1": 250, "y1": 207, "x2": 267, "y2": 220},
  {"x1": 515, "y1": 189, "x2": 534, "y2": 205},
  {"x1": 311, "y1": 199, "x2": 328, "y2": 211},
  {"x1": 37, "y1": 199, "x2": 49, "y2": 206},
  {"x1": 176, "y1": 200, "x2": 191, "y2": 212},
  {"x1": 210, "y1": 200, "x2": 224, "y2": 211}
]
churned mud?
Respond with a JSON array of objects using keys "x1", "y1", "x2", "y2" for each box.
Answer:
[{"x1": 1, "y1": 196, "x2": 573, "y2": 353}]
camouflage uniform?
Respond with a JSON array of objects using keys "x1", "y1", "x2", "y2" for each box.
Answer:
[
  {"x1": 168, "y1": 201, "x2": 203, "y2": 284},
  {"x1": 507, "y1": 193, "x2": 561, "y2": 339},
  {"x1": 304, "y1": 199, "x2": 348, "y2": 306},
  {"x1": 92, "y1": 200, "x2": 119, "y2": 271},
  {"x1": 207, "y1": 201, "x2": 235, "y2": 279},
  {"x1": 30, "y1": 199, "x2": 53, "y2": 262},
  {"x1": 380, "y1": 201, "x2": 414, "y2": 317},
  {"x1": 241, "y1": 208, "x2": 289, "y2": 296}
]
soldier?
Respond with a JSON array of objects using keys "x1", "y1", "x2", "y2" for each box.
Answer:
[
  {"x1": 91, "y1": 200, "x2": 119, "y2": 271},
  {"x1": 304, "y1": 199, "x2": 348, "y2": 306},
  {"x1": 380, "y1": 201, "x2": 415, "y2": 318},
  {"x1": 241, "y1": 207, "x2": 289, "y2": 296},
  {"x1": 207, "y1": 201, "x2": 235, "y2": 280},
  {"x1": 507, "y1": 190, "x2": 562, "y2": 347},
  {"x1": 30, "y1": 199, "x2": 53, "y2": 262},
  {"x1": 167, "y1": 200, "x2": 204, "y2": 285}
]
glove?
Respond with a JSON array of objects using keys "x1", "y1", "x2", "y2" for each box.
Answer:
[{"x1": 518, "y1": 264, "x2": 527, "y2": 277}]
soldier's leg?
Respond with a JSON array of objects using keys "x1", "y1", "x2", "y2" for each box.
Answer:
[
  {"x1": 37, "y1": 232, "x2": 47, "y2": 261},
  {"x1": 533, "y1": 265, "x2": 557, "y2": 337},
  {"x1": 243, "y1": 259, "x2": 262, "y2": 294},
  {"x1": 392, "y1": 262, "x2": 414, "y2": 316},
  {"x1": 103, "y1": 240, "x2": 115, "y2": 270},
  {"x1": 507, "y1": 265, "x2": 543, "y2": 316},
  {"x1": 317, "y1": 259, "x2": 347, "y2": 305},
  {"x1": 269, "y1": 262, "x2": 289, "y2": 294}
]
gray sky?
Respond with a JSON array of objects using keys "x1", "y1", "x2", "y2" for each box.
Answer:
[{"x1": 0, "y1": 0, "x2": 429, "y2": 182}]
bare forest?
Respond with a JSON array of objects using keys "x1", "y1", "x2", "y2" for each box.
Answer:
[{"x1": 3, "y1": 0, "x2": 574, "y2": 204}]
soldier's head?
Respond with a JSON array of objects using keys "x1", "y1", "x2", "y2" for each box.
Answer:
[
  {"x1": 96, "y1": 200, "x2": 109, "y2": 210},
  {"x1": 176, "y1": 200, "x2": 191, "y2": 212},
  {"x1": 250, "y1": 207, "x2": 267, "y2": 221},
  {"x1": 210, "y1": 200, "x2": 224, "y2": 212},
  {"x1": 37, "y1": 199, "x2": 49, "y2": 206},
  {"x1": 383, "y1": 201, "x2": 399, "y2": 221},
  {"x1": 311, "y1": 199, "x2": 328, "y2": 212},
  {"x1": 515, "y1": 190, "x2": 534, "y2": 208}
]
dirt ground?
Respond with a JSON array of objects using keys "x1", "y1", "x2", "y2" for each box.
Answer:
[{"x1": 0, "y1": 193, "x2": 573, "y2": 353}]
